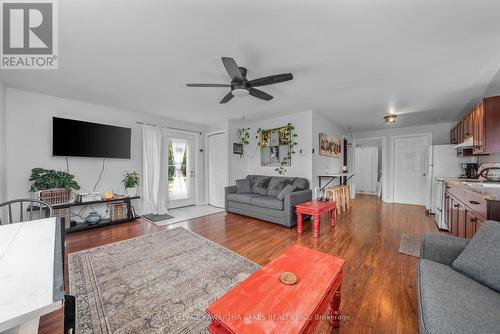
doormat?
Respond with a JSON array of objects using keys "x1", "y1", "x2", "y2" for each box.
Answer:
[
  {"x1": 399, "y1": 234, "x2": 421, "y2": 258},
  {"x1": 142, "y1": 213, "x2": 174, "y2": 222}
]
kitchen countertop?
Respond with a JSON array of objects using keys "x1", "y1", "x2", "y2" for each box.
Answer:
[{"x1": 444, "y1": 178, "x2": 500, "y2": 201}]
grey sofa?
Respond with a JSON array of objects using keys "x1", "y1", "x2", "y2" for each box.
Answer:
[
  {"x1": 417, "y1": 224, "x2": 500, "y2": 334},
  {"x1": 225, "y1": 175, "x2": 312, "y2": 228}
]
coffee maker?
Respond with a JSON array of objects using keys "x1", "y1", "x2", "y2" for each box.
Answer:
[{"x1": 460, "y1": 163, "x2": 478, "y2": 179}]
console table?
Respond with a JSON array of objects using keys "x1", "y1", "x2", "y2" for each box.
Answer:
[
  {"x1": 52, "y1": 196, "x2": 140, "y2": 234},
  {"x1": 318, "y1": 172, "x2": 355, "y2": 191}
]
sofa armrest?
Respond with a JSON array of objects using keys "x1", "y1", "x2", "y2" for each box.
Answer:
[
  {"x1": 284, "y1": 189, "x2": 312, "y2": 226},
  {"x1": 420, "y1": 234, "x2": 469, "y2": 266},
  {"x1": 224, "y1": 186, "x2": 237, "y2": 211}
]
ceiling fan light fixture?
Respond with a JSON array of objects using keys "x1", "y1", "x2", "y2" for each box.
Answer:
[
  {"x1": 384, "y1": 114, "x2": 397, "y2": 124},
  {"x1": 231, "y1": 88, "x2": 249, "y2": 97}
]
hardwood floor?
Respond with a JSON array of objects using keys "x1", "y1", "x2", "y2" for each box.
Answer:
[{"x1": 39, "y1": 194, "x2": 439, "y2": 334}]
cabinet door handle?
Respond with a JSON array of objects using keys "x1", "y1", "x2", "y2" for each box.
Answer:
[
  {"x1": 469, "y1": 200, "x2": 480, "y2": 205},
  {"x1": 445, "y1": 186, "x2": 451, "y2": 189},
  {"x1": 453, "y1": 204, "x2": 459, "y2": 208}
]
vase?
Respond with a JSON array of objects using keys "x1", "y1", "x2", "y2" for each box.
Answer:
[
  {"x1": 126, "y1": 187, "x2": 137, "y2": 197},
  {"x1": 86, "y1": 211, "x2": 101, "y2": 224}
]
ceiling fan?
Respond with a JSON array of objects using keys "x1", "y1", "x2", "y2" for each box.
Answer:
[{"x1": 186, "y1": 57, "x2": 293, "y2": 104}]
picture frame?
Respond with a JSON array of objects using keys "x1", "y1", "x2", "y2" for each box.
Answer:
[
  {"x1": 319, "y1": 133, "x2": 341, "y2": 157},
  {"x1": 233, "y1": 143, "x2": 243, "y2": 155}
]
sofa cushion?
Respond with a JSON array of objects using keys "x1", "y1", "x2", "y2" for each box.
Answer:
[
  {"x1": 236, "y1": 179, "x2": 252, "y2": 194},
  {"x1": 250, "y1": 196, "x2": 284, "y2": 210},
  {"x1": 227, "y1": 193, "x2": 263, "y2": 205},
  {"x1": 277, "y1": 184, "x2": 297, "y2": 201},
  {"x1": 251, "y1": 176, "x2": 271, "y2": 195},
  {"x1": 418, "y1": 259, "x2": 500, "y2": 334},
  {"x1": 293, "y1": 178, "x2": 309, "y2": 190},
  {"x1": 452, "y1": 221, "x2": 500, "y2": 292},
  {"x1": 267, "y1": 177, "x2": 294, "y2": 197}
]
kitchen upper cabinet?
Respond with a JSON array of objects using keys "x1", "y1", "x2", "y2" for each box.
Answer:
[
  {"x1": 463, "y1": 112, "x2": 472, "y2": 139},
  {"x1": 452, "y1": 95, "x2": 500, "y2": 154},
  {"x1": 473, "y1": 103, "x2": 485, "y2": 154},
  {"x1": 450, "y1": 126, "x2": 458, "y2": 144}
]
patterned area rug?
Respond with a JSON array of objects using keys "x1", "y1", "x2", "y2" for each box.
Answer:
[
  {"x1": 399, "y1": 234, "x2": 421, "y2": 257},
  {"x1": 69, "y1": 227, "x2": 260, "y2": 334}
]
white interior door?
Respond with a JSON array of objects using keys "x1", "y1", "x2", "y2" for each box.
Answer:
[
  {"x1": 354, "y1": 147, "x2": 379, "y2": 193},
  {"x1": 208, "y1": 132, "x2": 226, "y2": 208},
  {"x1": 393, "y1": 134, "x2": 431, "y2": 205},
  {"x1": 167, "y1": 133, "x2": 195, "y2": 208}
]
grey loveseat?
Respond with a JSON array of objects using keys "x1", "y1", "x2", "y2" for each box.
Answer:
[
  {"x1": 417, "y1": 221, "x2": 500, "y2": 334},
  {"x1": 225, "y1": 175, "x2": 312, "y2": 228}
]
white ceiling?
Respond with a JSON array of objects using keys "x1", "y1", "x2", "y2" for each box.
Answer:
[{"x1": 2, "y1": 0, "x2": 500, "y2": 131}]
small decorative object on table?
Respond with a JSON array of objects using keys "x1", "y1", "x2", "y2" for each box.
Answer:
[
  {"x1": 85, "y1": 211, "x2": 101, "y2": 224},
  {"x1": 103, "y1": 191, "x2": 113, "y2": 200},
  {"x1": 279, "y1": 272, "x2": 298, "y2": 285},
  {"x1": 122, "y1": 171, "x2": 140, "y2": 197},
  {"x1": 295, "y1": 200, "x2": 337, "y2": 238}
]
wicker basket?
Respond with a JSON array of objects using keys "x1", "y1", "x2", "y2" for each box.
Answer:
[{"x1": 39, "y1": 188, "x2": 72, "y2": 228}]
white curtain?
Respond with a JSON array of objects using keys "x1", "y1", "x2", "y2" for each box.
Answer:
[
  {"x1": 142, "y1": 124, "x2": 168, "y2": 214},
  {"x1": 171, "y1": 139, "x2": 187, "y2": 196},
  {"x1": 355, "y1": 147, "x2": 379, "y2": 193}
]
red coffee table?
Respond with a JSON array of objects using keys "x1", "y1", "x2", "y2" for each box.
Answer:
[
  {"x1": 295, "y1": 200, "x2": 337, "y2": 238},
  {"x1": 206, "y1": 245, "x2": 345, "y2": 334}
]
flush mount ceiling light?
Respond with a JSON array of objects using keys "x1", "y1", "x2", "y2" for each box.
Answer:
[{"x1": 384, "y1": 114, "x2": 397, "y2": 124}]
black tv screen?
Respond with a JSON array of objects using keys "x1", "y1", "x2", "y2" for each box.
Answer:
[{"x1": 52, "y1": 117, "x2": 131, "y2": 159}]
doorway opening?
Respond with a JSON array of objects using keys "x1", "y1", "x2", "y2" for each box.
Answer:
[{"x1": 353, "y1": 137, "x2": 386, "y2": 200}]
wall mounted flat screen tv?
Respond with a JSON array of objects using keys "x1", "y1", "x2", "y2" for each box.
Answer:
[{"x1": 52, "y1": 117, "x2": 131, "y2": 159}]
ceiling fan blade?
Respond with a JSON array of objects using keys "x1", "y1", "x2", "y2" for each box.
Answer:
[
  {"x1": 186, "y1": 83, "x2": 230, "y2": 87},
  {"x1": 249, "y1": 73, "x2": 293, "y2": 87},
  {"x1": 249, "y1": 88, "x2": 273, "y2": 101},
  {"x1": 219, "y1": 92, "x2": 234, "y2": 104},
  {"x1": 221, "y1": 57, "x2": 244, "y2": 82}
]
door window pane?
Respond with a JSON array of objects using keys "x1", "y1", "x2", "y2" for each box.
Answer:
[{"x1": 168, "y1": 139, "x2": 188, "y2": 200}]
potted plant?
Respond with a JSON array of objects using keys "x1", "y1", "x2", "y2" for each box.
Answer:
[
  {"x1": 122, "y1": 171, "x2": 140, "y2": 197},
  {"x1": 29, "y1": 168, "x2": 81, "y2": 204}
]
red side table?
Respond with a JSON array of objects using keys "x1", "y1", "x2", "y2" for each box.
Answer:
[{"x1": 295, "y1": 200, "x2": 337, "y2": 238}]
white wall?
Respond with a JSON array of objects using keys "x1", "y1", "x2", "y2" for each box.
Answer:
[
  {"x1": 311, "y1": 111, "x2": 347, "y2": 193},
  {"x1": 0, "y1": 80, "x2": 6, "y2": 204},
  {"x1": 5, "y1": 88, "x2": 205, "y2": 217},
  {"x1": 353, "y1": 121, "x2": 454, "y2": 202}
]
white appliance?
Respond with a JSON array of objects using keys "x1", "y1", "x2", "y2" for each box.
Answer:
[{"x1": 425, "y1": 145, "x2": 476, "y2": 230}]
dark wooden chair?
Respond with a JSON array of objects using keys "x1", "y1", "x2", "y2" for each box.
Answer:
[{"x1": 0, "y1": 198, "x2": 54, "y2": 224}]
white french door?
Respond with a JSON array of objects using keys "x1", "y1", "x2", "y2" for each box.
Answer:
[
  {"x1": 207, "y1": 132, "x2": 226, "y2": 208},
  {"x1": 167, "y1": 133, "x2": 196, "y2": 208},
  {"x1": 393, "y1": 133, "x2": 431, "y2": 205}
]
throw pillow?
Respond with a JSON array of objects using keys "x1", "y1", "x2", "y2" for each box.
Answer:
[
  {"x1": 251, "y1": 176, "x2": 271, "y2": 195},
  {"x1": 293, "y1": 178, "x2": 309, "y2": 190},
  {"x1": 236, "y1": 179, "x2": 251, "y2": 194},
  {"x1": 267, "y1": 178, "x2": 292, "y2": 197},
  {"x1": 452, "y1": 221, "x2": 500, "y2": 293},
  {"x1": 277, "y1": 185, "x2": 297, "y2": 201}
]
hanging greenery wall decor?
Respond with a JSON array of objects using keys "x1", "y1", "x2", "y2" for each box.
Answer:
[
  {"x1": 236, "y1": 127, "x2": 251, "y2": 158},
  {"x1": 256, "y1": 123, "x2": 298, "y2": 175}
]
